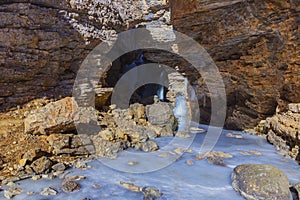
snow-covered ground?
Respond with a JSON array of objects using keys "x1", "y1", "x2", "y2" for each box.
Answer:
[{"x1": 7, "y1": 125, "x2": 300, "y2": 200}]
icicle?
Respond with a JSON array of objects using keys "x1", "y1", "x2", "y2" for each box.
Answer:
[{"x1": 157, "y1": 85, "x2": 164, "y2": 101}]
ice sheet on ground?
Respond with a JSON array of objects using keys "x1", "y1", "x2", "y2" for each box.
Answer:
[{"x1": 6, "y1": 125, "x2": 300, "y2": 200}]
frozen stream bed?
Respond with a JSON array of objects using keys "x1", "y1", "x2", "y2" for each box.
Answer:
[{"x1": 3, "y1": 125, "x2": 300, "y2": 200}]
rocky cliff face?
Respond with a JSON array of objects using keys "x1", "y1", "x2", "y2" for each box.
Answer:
[
  {"x1": 0, "y1": 0, "x2": 299, "y2": 131},
  {"x1": 170, "y1": 0, "x2": 300, "y2": 129},
  {"x1": 0, "y1": 0, "x2": 169, "y2": 111}
]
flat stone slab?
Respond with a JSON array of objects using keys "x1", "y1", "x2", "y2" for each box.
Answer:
[
  {"x1": 288, "y1": 103, "x2": 300, "y2": 113},
  {"x1": 24, "y1": 97, "x2": 78, "y2": 135}
]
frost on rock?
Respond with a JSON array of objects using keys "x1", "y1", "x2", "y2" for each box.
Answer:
[{"x1": 62, "y1": 0, "x2": 169, "y2": 44}]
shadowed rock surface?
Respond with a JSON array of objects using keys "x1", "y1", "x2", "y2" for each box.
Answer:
[
  {"x1": 0, "y1": 0, "x2": 169, "y2": 111},
  {"x1": 169, "y1": 0, "x2": 300, "y2": 129}
]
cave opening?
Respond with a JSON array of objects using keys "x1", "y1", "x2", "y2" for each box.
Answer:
[
  {"x1": 101, "y1": 51, "x2": 169, "y2": 108},
  {"x1": 96, "y1": 48, "x2": 211, "y2": 126}
]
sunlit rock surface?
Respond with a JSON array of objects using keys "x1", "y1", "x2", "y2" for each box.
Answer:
[{"x1": 257, "y1": 103, "x2": 300, "y2": 163}]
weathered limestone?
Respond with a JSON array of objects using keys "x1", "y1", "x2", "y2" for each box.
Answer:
[
  {"x1": 0, "y1": 0, "x2": 169, "y2": 111},
  {"x1": 257, "y1": 103, "x2": 300, "y2": 162},
  {"x1": 168, "y1": 0, "x2": 300, "y2": 129},
  {"x1": 232, "y1": 164, "x2": 292, "y2": 200},
  {"x1": 24, "y1": 97, "x2": 77, "y2": 135}
]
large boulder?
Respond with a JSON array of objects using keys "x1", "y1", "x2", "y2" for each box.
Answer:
[
  {"x1": 146, "y1": 102, "x2": 177, "y2": 136},
  {"x1": 24, "y1": 97, "x2": 100, "y2": 135},
  {"x1": 231, "y1": 164, "x2": 292, "y2": 200},
  {"x1": 24, "y1": 97, "x2": 77, "y2": 135}
]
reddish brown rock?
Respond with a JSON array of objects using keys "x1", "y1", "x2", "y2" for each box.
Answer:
[
  {"x1": 24, "y1": 97, "x2": 77, "y2": 135},
  {"x1": 62, "y1": 180, "x2": 80, "y2": 193},
  {"x1": 0, "y1": 1, "x2": 169, "y2": 112},
  {"x1": 168, "y1": 0, "x2": 300, "y2": 129},
  {"x1": 30, "y1": 156, "x2": 53, "y2": 174}
]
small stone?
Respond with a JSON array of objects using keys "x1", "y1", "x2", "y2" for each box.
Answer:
[
  {"x1": 249, "y1": 150, "x2": 262, "y2": 155},
  {"x1": 75, "y1": 160, "x2": 87, "y2": 169},
  {"x1": 186, "y1": 160, "x2": 194, "y2": 166},
  {"x1": 189, "y1": 127, "x2": 206, "y2": 133},
  {"x1": 175, "y1": 131, "x2": 191, "y2": 138},
  {"x1": 27, "y1": 191, "x2": 34, "y2": 195},
  {"x1": 195, "y1": 154, "x2": 206, "y2": 160},
  {"x1": 53, "y1": 171, "x2": 64, "y2": 177},
  {"x1": 158, "y1": 153, "x2": 170, "y2": 157},
  {"x1": 58, "y1": 172, "x2": 70, "y2": 179},
  {"x1": 66, "y1": 175, "x2": 86, "y2": 181},
  {"x1": 120, "y1": 181, "x2": 141, "y2": 192},
  {"x1": 4, "y1": 188, "x2": 23, "y2": 199},
  {"x1": 22, "y1": 148, "x2": 45, "y2": 162},
  {"x1": 207, "y1": 156, "x2": 226, "y2": 166},
  {"x1": 62, "y1": 180, "x2": 81, "y2": 193},
  {"x1": 52, "y1": 163, "x2": 66, "y2": 171},
  {"x1": 93, "y1": 184, "x2": 101, "y2": 189},
  {"x1": 109, "y1": 104, "x2": 117, "y2": 110},
  {"x1": 240, "y1": 151, "x2": 251, "y2": 156},
  {"x1": 40, "y1": 187, "x2": 58, "y2": 196},
  {"x1": 30, "y1": 156, "x2": 52, "y2": 174},
  {"x1": 128, "y1": 161, "x2": 138, "y2": 166},
  {"x1": 6, "y1": 181, "x2": 17, "y2": 187},
  {"x1": 42, "y1": 174, "x2": 54, "y2": 179},
  {"x1": 206, "y1": 151, "x2": 233, "y2": 159},
  {"x1": 185, "y1": 149, "x2": 193, "y2": 153},
  {"x1": 173, "y1": 147, "x2": 184, "y2": 155},
  {"x1": 140, "y1": 141, "x2": 159, "y2": 152},
  {"x1": 226, "y1": 132, "x2": 235, "y2": 137},
  {"x1": 31, "y1": 175, "x2": 41, "y2": 181},
  {"x1": 25, "y1": 165, "x2": 33, "y2": 174},
  {"x1": 142, "y1": 186, "x2": 163, "y2": 200},
  {"x1": 288, "y1": 103, "x2": 300, "y2": 113},
  {"x1": 226, "y1": 133, "x2": 243, "y2": 139},
  {"x1": 195, "y1": 151, "x2": 232, "y2": 166}
]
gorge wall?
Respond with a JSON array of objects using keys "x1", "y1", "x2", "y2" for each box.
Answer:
[
  {"x1": 170, "y1": 0, "x2": 300, "y2": 129},
  {"x1": 0, "y1": 0, "x2": 169, "y2": 110},
  {"x1": 0, "y1": 0, "x2": 299, "y2": 130}
]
